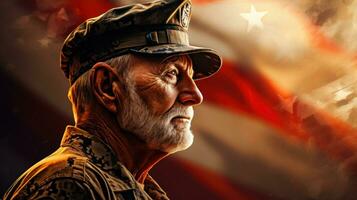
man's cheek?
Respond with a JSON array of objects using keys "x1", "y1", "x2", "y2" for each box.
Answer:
[{"x1": 141, "y1": 85, "x2": 177, "y2": 114}]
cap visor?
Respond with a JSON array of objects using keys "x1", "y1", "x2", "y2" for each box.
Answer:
[{"x1": 130, "y1": 44, "x2": 222, "y2": 80}]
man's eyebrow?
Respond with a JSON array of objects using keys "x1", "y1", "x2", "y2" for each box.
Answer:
[
  {"x1": 159, "y1": 56, "x2": 178, "y2": 67},
  {"x1": 173, "y1": 61, "x2": 195, "y2": 78},
  {"x1": 157, "y1": 56, "x2": 194, "y2": 76},
  {"x1": 158, "y1": 57, "x2": 178, "y2": 72}
]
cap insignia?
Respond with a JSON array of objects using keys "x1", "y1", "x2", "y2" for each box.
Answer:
[{"x1": 181, "y1": 3, "x2": 191, "y2": 29}]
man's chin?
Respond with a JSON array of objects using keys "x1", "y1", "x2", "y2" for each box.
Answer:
[{"x1": 159, "y1": 130, "x2": 194, "y2": 153}]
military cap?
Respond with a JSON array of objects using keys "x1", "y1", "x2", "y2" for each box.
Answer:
[{"x1": 60, "y1": 0, "x2": 222, "y2": 84}]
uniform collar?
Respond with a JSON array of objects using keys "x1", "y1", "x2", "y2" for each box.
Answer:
[{"x1": 60, "y1": 125, "x2": 169, "y2": 199}]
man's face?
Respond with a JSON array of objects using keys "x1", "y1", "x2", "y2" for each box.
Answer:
[{"x1": 117, "y1": 55, "x2": 203, "y2": 153}]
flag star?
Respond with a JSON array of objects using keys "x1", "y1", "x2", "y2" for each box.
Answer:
[
  {"x1": 38, "y1": 37, "x2": 51, "y2": 47},
  {"x1": 240, "y1": 5, "x2": 267, "y2": 32}
]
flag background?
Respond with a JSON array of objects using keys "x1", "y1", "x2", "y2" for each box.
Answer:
[{"x1": 1, "y1": 0, "x2": 357, "y2": 199}]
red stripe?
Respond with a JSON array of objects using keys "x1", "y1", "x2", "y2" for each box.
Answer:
[
  {"x1": 197, "y1": 60, "x2": 306, "y2": 139},
  {"x1": 198, "y1": 59, "x2": 357, "y2": 166}
]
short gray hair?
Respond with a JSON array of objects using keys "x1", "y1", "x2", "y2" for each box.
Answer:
[{"x1": 68, "y1": 54, "x2": 133, "y2": 122}]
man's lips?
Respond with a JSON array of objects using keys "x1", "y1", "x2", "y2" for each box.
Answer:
[{"x1": 171, "y1": 116, "x2": 192, "y2": 122}]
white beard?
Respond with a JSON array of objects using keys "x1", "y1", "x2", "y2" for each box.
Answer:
[{"x1": 117, "y1": 77, "x2": 194, "y2": 153}]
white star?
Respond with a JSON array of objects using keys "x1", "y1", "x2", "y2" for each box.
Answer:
[
  {"x1": 240, "y1": 5, "x2": 267, "y2": 32},
  {"x1": 38, "y1": 37, "x2": 51, "y2": 47}
]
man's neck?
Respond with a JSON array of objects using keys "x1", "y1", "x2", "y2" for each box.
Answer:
[{"x1": 76, "y1": 108, "x2": 168, "y2": 184}]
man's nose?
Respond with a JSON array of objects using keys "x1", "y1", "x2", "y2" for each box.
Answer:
[{"x1": 177, "y1": 77, "x2": 203, "y2": 106}]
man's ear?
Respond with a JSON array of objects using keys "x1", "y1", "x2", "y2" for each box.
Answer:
[{"x1": 91, "y1": 62, "x2": 121, "y2": 113}]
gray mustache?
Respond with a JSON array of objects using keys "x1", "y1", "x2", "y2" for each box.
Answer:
[{"x1": 163, "y1": 105, "x2": 194, "y2": 120}]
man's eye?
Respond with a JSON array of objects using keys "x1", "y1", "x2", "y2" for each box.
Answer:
[
  {"x1": 163, "y1": 69, "x2": 179, "y2": 83},
  {"x1": 166, "y1": 70, "x2": 178, "y2": 77}
]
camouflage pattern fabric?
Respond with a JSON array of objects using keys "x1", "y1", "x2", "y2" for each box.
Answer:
[{"x1": 3, "y1": 126, "x2": 169, "y2": 200}]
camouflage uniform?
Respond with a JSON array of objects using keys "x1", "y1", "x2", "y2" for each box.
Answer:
[{"x1": 4, "y1": 126, "x2": 169, "y2": 200}]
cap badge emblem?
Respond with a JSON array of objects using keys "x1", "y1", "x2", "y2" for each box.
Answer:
[{"x1": 181, "y1": 3, "x2": 191, "y2": 29}]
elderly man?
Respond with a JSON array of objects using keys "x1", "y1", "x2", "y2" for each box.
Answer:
[{"x1": 4, "y1": 0, "x2": 221, "y2": 199}]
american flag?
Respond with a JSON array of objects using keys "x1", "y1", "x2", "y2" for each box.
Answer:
[{"x1": 1, "y1": 0, "x2": 357, "y2": 199}]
